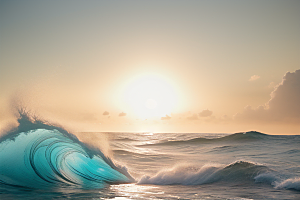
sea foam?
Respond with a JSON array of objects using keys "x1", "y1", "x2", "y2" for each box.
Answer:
[{"x1": 138, "y1": 161, "x2": 270, "y2": 185}]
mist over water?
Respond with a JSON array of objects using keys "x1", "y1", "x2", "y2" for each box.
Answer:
[{"x1": 0, "y1": 112, "x2": 299, "y2": 199}]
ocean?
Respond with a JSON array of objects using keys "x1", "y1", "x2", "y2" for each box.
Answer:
[{"x1": 0, "y1": 115, "x2": 299, "y2": 199}]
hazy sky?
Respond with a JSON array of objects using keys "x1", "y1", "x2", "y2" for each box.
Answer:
[{"x1": 1, "y1": 0, "x2": 299, "y2": 134}]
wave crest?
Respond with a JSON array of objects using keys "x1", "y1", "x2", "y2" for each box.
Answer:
[
  {"x1": 138, "y1": 161, "x2": 270, "y2": 185},
  {"x1": 0, "y1": 113, "x2": 134, "y2": 189},
  {"x1": 275, "y1": 177, "x2": 300, "y2": 191},
  {"x1": 138, "y1": 160, "x2": 300, "y2": 191}
]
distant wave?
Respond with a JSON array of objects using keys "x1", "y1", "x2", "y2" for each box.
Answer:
[
  {"x1": 138, "y1": 160, "x2": 300, "y2": 191},
  {"x1": 138, "y1": 161, "x2": 271, "y2": 185},
  {"x1": 115, "y1": 138, "x2": 138, "y2": 142},
  {"x1": 0, "y1": 112, "x2": 134, "y2": 189},
  {"x1": 139, "y1": 131, "x2": 271, "y2": 146}
]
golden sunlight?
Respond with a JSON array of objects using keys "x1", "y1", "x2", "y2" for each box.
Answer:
[{"x1": 122, "y1": 73, "x2": 178, "y2": 119}]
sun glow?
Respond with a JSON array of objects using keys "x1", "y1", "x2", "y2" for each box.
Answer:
[{"x1": 121, "y1": 73, "x2": 179, "y2": 119}]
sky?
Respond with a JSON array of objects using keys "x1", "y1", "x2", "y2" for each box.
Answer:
[{"x1": 0, "y1": 0, "x2": 299, "y2": 134}]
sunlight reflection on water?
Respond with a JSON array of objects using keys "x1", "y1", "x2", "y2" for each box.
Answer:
[{"x1": 109, "y1": 184, "x2": 164, "y2": 199}]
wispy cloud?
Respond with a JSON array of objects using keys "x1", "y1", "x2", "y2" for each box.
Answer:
[
  {"x1": 199, "y1": 109, "x2": 213, "y2": 117},
  {"x1": 119, "y1": 112, "x2": 127, "y2": 117},
  {"x1": 249, "y1": 75, "x2": 260, "y2": 81}
]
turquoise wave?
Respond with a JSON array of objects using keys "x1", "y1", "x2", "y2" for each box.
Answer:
[{"x1": 0, "y1": 114, "x2": 134, "y2": 189}]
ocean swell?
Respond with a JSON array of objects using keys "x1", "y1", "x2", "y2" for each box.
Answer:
[
  {"x1": 139, "y1": 131, "x2": 270, "y2": 147},
  {"x1": 0, "y1": 113, "x2": 134, "y2": 189},
  {"x1": 138, "y1": 160, "x2": 300, "y2": 191}
]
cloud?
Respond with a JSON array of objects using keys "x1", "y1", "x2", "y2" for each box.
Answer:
[
  {"x1": 198, "y1": 109, "x2": 213, "y2": 117},
  {"x1": 249, "y1": 75, "x2": 260, "y2": 81},
  {"x1": 119, "y1": 112, "x2": 127, "y2": 117},
  {"x1": 161, "y1": 115, "x2": 171, "y2": 120},
  {"x1": 103, "y1": 111, "x2": 109, "y2": 115},
  {"x1": 187, "y1": 114, "x2": 198, "y2": 120},
  {"x1": 236, "y1": 69, "x2": 300, "y2": 124},
  {"x1": 268, "y1": 82, "x2": 276, "y2": 89}
]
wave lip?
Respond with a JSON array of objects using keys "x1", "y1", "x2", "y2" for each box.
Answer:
[{"x1": 0, "y1": 114, "x2": 134, "y2": 189}]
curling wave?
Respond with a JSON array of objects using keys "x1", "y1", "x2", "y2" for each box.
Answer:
[{"x1": 0, "y1": 113, "x2": 134, "y2": 189}]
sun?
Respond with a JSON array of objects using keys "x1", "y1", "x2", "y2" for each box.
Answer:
[
  {"x1": 121, "y1": 73, "x2": 178, "y2": 119},
  {"x1": 145, "y1": 98, "x2": 157, "y2": 109}
]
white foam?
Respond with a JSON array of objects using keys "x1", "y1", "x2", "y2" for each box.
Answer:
[
  {"x1": 138, "y1": 163, "x2": 222, "y2": 185},
  {"x1": 138, "y1": 161, "x2": 274, "y2": 186},
  {"x1": 275, "y1": 177, "x2": 300, "y2": 190}
]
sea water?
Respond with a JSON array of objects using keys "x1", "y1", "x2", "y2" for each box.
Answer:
[{"x1": 0, "y1": 115, "x2": 299, "y2": 199}]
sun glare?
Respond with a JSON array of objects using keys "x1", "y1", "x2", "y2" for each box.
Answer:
[
  {"x1": 121, "y1": 73, "x2": 178, "y2": 119},
  {"x1": 145, "y1": 98, "x2": 157, "y2": 109}
]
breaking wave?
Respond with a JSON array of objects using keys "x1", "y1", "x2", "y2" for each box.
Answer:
[
  {"x1": 275, "y1": 177, "x2": 300, "y2": 190},
  {"x1": 0, "y1": 112, "x2": 134, "y2": 189},
  {"x1": 138, "y1": 161, "x2": 300, "y2": 191},
  {"x1": 138, "y1": 161, "x2": 271, "y2": 185}
]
